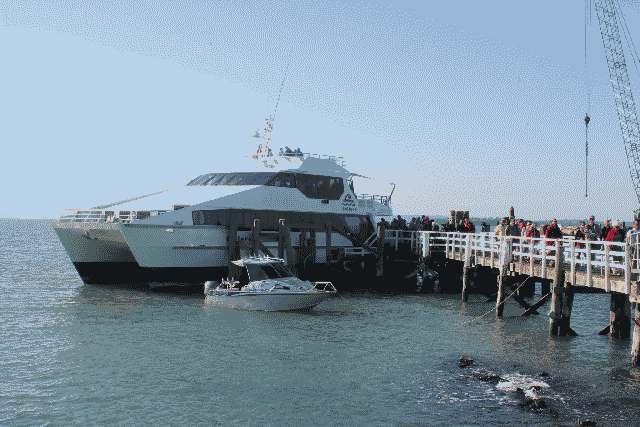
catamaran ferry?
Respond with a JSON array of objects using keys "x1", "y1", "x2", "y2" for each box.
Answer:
[{"x1": 53, "y1": 151, "x2": 393, "y2": 284}]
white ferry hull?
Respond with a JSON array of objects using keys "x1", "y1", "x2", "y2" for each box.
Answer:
[
  {"x1": 205, "y1": 291, "x2": 334, "y2": 311},
  {"x1": 119, "y1": 224, "x2": 228, "y2": 268},
  {"x1": 119, "y1": 224, "x2": 351, "y2": 268},
  {"x1": 53, "y1": 222, "x2": 135, "y2": 263}
]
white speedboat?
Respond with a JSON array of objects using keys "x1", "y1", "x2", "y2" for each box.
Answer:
[{"x1": 204, "y1": 257, "x2": 337, "y2": 311}]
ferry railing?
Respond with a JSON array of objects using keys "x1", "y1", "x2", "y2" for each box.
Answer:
[
  {"x1": 383, "y1": 230, "x2": 421, "y2": 253},
  {"x1": 58, "y1": 209, "x2": 170, "y2": 224},
  {"x1": 415, "y1": 231, "x2": 634, "y2": 294},
  {"x1": 356, "y1": 194, "x2": 391, "y2": 206},
  {"x1": 278, "y1": 152, "x2": 346, "y2": 167}
]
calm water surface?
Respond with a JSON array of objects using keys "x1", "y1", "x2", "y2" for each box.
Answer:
[{"x1": 1, "y1": 219, "x2": 640, "y2": 425}]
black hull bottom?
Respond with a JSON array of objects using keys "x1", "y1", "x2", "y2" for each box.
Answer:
[
  {"x1": 73, "y1": 262, "x2": 227, "y2": 286},
  {"x1": 72, "y1": 259, "x2": 420, "y2": 291}
]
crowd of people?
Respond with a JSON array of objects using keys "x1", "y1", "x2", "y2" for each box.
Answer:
[
  {"x1": 381, "y1": 214, "x2": 640, "y2": 243},
  {"x1": 383, "y1": 215, "x2": 476, "y2": 233}
]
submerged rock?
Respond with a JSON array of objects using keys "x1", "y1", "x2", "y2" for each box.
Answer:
[
  {"x1": 458, "y1": 355, "x2": 474, "y2": 368},
  {"x1": 517, "y1": 386, "x2": 547, "y2": 411},
  {"x1": 471, "y1": 369, "x2": 502, "y2": 383}
]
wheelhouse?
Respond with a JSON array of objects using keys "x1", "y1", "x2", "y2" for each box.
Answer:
[{"x1": 188, "y1": 171, "x2": 345, "y2": 200}]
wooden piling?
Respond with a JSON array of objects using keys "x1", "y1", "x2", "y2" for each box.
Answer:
[
  {"x1": 309, "y1": 229, "x2": 317, "y2": 264},
  {"x1": 609, "y1": 292, "x2": 631, "y2": 339},
  {"x1": 462, "y1": 265, "x2": 473, "y2": 302},
  {"x1": 495, "y1": 272, "x2": 507, "y2": 318},
  {"x1": 277, "y1": 219, "x2": 286, "y2": 259},
  {"x1": 558, "y1": 280, "x2": 574, "y2": 336},
  {"x1": 227, "y1": 223, "x2": 239, "y2": 275},
  {"x1": 376, "y1": 222, "x2": 385, "y2": 277},
  {"x1": 461, "y1": 234, "x2": 472, "y2": 302},
  {"x1": 298, "y1": 229, "x2": 308, "y2": 267},
  {"x1": 549, "y1": 240, "x2": 565, "y2": 337},
  {"x1": 631, "y1": 303, "x2": 640, "y2": 367},
  {"x1": 251, "y1": 218, "x2": 261, "y2": 255},
  {"x1": 495, "y1": 239, "x2": 512, "y2": 318},
  {"x1": 278, "y1": 219, "x2": 294, "y2": 270},
  {"x1": 325, "y1": 224, "x2": 332, "y2": 263}
]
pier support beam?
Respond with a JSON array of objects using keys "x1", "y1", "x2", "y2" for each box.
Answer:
[
  {"x1": 309, "y1": 229, "x2": 317, "y2": 265},
  {"x1": 549, "y1": 241, "x2": 566, "y2": 337},
  {"x1": 610, "y1": 292, "x2": 631, "y2": 339},
  {"x1": 495, "y1": 239, "x2": 512, "y2": 318},
  {"x1": 251, "y1": 218, "x2": 261, "y2": 255},
  {"x1": 495, "y1": 272, "x2": 508, "y2": 317},
  {"x1": 277, "y1": 219, "x2": 286, "y2": 259},
  {"x1": 325, "y1": 224, "x2": 332, "y2": 263},
  {"x1": 558, "y1": 280, "x2": 574, "y2": 336},
  {"x1": 278, "y1": 219, "x2": 294, "y2": 271},
  {"x1": 227, "y1": 223, "x2": 239, "y2": 275},
  {"x1": 376, "y1": 222, "x2": 385, "y2": 277},
  {"x1": 631, "y1": 303, "x2": 640, "y2": 367},
  {"x1": 461, "y1": 234, "x2": 472, "y2": 302},
  {"x1": 462, "y1": 264, "x2": 473, "y2": 302},
  {"x1": 298, "y1": 229, "x2": 308, "y2": 268}
]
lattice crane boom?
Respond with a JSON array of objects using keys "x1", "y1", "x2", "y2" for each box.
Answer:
[{"x1": 593, "y1": 0, "x2": 640, "y2": 205}]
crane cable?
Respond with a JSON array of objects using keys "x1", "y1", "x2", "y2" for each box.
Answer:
[{"x1": 584, "y1": 0, "x2": 592, "y2": 199}]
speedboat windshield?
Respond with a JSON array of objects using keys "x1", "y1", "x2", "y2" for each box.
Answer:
[{"x1": 246, "y1": 262, "x2": 293, "y2": 281}]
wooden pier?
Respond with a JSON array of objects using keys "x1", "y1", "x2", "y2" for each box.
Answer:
[{"x1": 377, "y1": 229, "x2": 640, "y2": 367}]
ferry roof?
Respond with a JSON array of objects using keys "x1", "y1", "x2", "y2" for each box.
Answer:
[{"x1": 286, "y1": 157, "x2": 354, "y2": 179}]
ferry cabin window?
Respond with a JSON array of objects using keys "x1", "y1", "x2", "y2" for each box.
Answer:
[
  {"x1": 188, "y1": 172, "x2": 276, "y2": 186},
  {"x1": 266, "y1": 173, "x2": 297, "y2": 188},
  {"x1": 188, "y1": 171, "x2": 343, "y2": 199},
  {"x1": 295, "y1": 174, "x2": 344, "y2": 200}
]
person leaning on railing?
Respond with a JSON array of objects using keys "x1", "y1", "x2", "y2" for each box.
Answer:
[
  {"x1": 493, "y1": 218, "x2": 508, "y2": 237},
  {"x1": 544, "y1": 218, "x2": 563, "y2": 244},
  {"x1": 574, "y1": 221, "x2": 586, "y2": 248},
  {"x1": 459, "y1": 217, "x2": 475, "y2": 233},
  {"x1": 588, "y1": 215, "x2": 601, "y2": 238},
  {"x1": 601, "y1": 219, "x2": 612, "y2": 241},
  {"x1": 605, "y1": 221, "x2": 625, "y2": 243}
]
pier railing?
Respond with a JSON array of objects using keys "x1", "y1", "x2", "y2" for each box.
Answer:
[
  {"x1": 378, "y1": 229, "x2": 640, "y2": 295},
  {"x1": 410, "y1": 231, "x2": 640, "y2": 295}
]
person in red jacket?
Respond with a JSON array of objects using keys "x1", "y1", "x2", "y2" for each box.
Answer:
[
  {"x1": 545, "y1": 218, "x2": 562, "y2": 241},
  {"x1": 525, "y1": 221, "x2": 540, "y2": 239},
  {"x1": 605, "y1": 220, "x2": 625, "y2": 242},
  {"x1": 461, "y1": 217, "x2": 475, "y2": 233}
]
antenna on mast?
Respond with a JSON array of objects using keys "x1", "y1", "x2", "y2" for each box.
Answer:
[{"x1": 252, "y1": 59, "x2": 291, "y2": 167}]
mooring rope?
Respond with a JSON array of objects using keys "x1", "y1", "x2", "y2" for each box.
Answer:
[{"x1": 462, "y1": 275, "x2": 536, "y2": 326}]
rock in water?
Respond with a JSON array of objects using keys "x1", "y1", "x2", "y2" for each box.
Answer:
[
  {"x1": 517, "y1": 386, "x2": 546, "y2": 411},
  {"x1": 471, "y1": 369, "x2": 502, "y2": 383},
  {"x1": 458, "y1": 355, "x2": 474, "y2": 368}
]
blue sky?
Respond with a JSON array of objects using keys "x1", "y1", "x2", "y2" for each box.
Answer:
[{"x1": 1, "y1": 1, "x2": 640, "y2": 220}]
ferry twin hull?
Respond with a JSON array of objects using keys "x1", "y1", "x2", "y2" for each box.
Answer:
[
  {"x1": 53, "y1": 222, "x2": 222, "y2": 284},
  {"x1": 54, "y1": 222, "x2": 352, "y2": 285},
  {"x1": 53, "y1": 222, "x2": 134, "y2": 263}
]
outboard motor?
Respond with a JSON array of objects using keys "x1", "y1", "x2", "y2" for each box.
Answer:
[{"x1": 204, "y1": 280, "x2": 218, "y2": 295}]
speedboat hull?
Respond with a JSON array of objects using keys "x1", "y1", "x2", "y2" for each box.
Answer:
[{"x1": 205, "y1": 291, "x2": 335, "y2": 311}]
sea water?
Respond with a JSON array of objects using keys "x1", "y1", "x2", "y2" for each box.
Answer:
[{"x1": 1, "y1": 219, "x2": 639, "y2": 425}]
